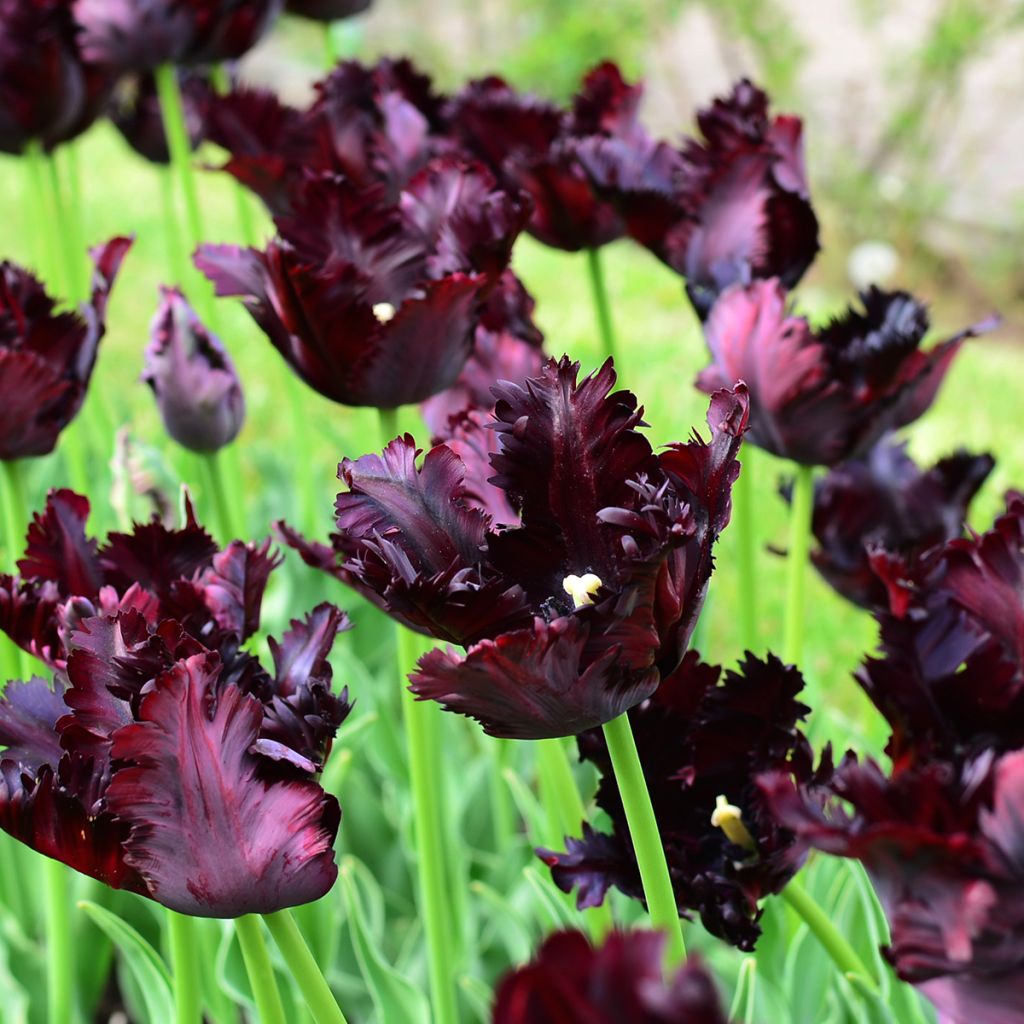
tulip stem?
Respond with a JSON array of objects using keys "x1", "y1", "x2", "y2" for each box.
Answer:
[
  {"x1": 781, "y1": 881, "x2": 879, "y2": 992},
  {"x1": 783, "y1": 465, "x2": 815, "y2": 666},
  {"x1": 24, "y1": 141, "x2": 59, "y2": 290},
  {"x1": 235, "y1": 915, "x2": 287, "y2": 1024},
  {"x1": 210, "y1": 64, "x2": 260, "y2": 246},
  {"x1": 491, "y1": 738, "x2": 516, "y2": 854},
  {"x1": 44, "y1": 153, "x2": 81, "y2": 303},
  {"x1": 601, "y1": 712, "x2": 686, "y2": 964},
  {"x1": 734, "y1": 448, "x2": 758, "y2": 652},
  {"x1": 396, "y1": 624, "x2": 461, "y2": 1024},
  {"x1": 585, "y1": 248, "x2": 617, "y2": 367},
  {"x1": 199, "y1": 451, "x2": 238, "y2": 543},
  {"x1": 167, "y1": 911, "x2": 202, "y2": 1024},
  {"x1": 0, "y1": 459, "x2": 30, "y2": 681},
  {"x1": 44, "y1": 857, "x2": 74, "y2": 1024},
  {"x1": 263, "y1": 910, "x2": 348, "y2": 1024}
]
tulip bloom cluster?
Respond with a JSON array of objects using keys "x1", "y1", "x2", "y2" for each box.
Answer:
[{"x1": 0, "y1": 491, "x2": 351, "y2": 916}]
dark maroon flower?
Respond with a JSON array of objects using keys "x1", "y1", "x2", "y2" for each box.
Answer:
[
  {"x1": 449, "y1": 62, "x2": 651, "y2": 252},
  {"x1": 420, "y1": 270, "x2": 544, "y2": 439},
  {"x1": 493, "y1": 929, "x2": 730, "y2": 1024},
  {"x1": 0, "y1": 488, "x2": 275, "y2": 669},
  {"x1": 285, "y1": 0, "x2": 370, "y2": 20},
  {"x1": 205, "y1": 58, "x2": 450, "y2": 215},
  {"x1": 279, "y1": 357, "x2": 748, "y2": 738},
  {"x1": 0, "y1": 238, "x2": 132, "y2": 460},
  {"x1": 109, "y1": 69, "x2": 208, "y2": 164},
  {"x1": 856, "y1": 493, "x2": 1024, "y2": 768},
  {"x1": 73, "y1": 0, "x2": 283, "y2": 72},
  {"x1": 0, "y1": 598, "x2": 350, "y2": 916},
  {"x1": 195, "y1": 160, "x2": 528, "y2": 408},
  {"x1": 0, "y1": 0, "x2": 86, "y2": 153},
  {"x1": 143, "y1": 286, "x2": 245, "y2": 452},
  {"x1": 697, "y1": 279, "x2": 996, "y2": 466},
  {"x1": 578, "y1": 78, "x2": 819, "y2": 319},
  {"x1": 541, "y1": 652, "x2": 830, "y2": 949},
  {"x1": 764, "y1": 749, "x2": 1024, "y2": 1023},
  {"x1": 790, "y1": 440, "x2": 994, "y2": 613}
]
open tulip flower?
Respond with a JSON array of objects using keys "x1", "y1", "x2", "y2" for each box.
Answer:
[
  {"x1": 764, "y1": 745, "x2": 1024, "y2": 1023},
  {"x1": 541, "y1": 652, "x2": 831, "y2": 949},
  {"x1": 196, "y1": 159, "x2": 529, "y2": 408},
  {"x1": 794, "y1": 440, "x2": 994, "y2": 614},
  {"x1": 577, "y1": 78, "x2": 819, "y2": 319},
  {"x1": 698, "y1": 279, "x2": 996, "y2": 467},
  {"x1": 448, "y1": 62, "x2": 647, "y2": 252},
  {"x1": 204, "y1": 57, "x2": 450, "y2": 215},
  {"x1": 143, "y1": 285, "x2": 245, "y2": 452},
  {"x1": 0, "y1": 488, "x2": 267, "y2": 667},
  {"x1": 420, "y1": 269, "x2": 545, "y2": 439},
  {"x1": 279, "y1": 357, "x2": 748, "y2": 738},
  {"x1": 0, "y1": 489, "x2": 351, "y2": 916},
  {"x1": 73, "y1": 0, "x2": 283, "y2": 72},
  {"x1": 493, "y1": 929, "x2": 731, "y2": 1024},
  {"x1": 0, "y1": 238, "x2": 132, "y2": 461},
  {"x1": 858, "y1": 493, "x2": 1024, "y2": 768}
]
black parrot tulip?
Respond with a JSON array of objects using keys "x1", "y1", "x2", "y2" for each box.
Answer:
[{"x1": 279, "y1": 357, "x2": 748, "y2": 739}]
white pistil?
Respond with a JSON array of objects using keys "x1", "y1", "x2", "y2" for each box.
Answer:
[
  {"x1": 563, "y1": 573, "x2": 603, "y2": 609},
  {"x1": 710, "y1": 794, "x2": 756, "y2": 852},
  {"x1": 372, "y1": 302, "x2": 396, "y2": 324}
]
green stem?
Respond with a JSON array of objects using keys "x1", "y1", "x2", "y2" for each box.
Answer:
[
  {"x1": 783, "y1": 465, "x2": 815, "y2": 665},
  {"x1": 159, "y1": 165, "x2": 189, "y2": 287},
  {"x1": 199, "y1": 451, "x2": 238, "y2": 543},
  {"x1": 585, "y1": 248, "x2": 617, "y2": 367},
  {"x1": 490, "y1": 738, "x2": 516, "y2": 854},
  {"x1": 24, "y1": 141, "x2": 58, "y2": 288},
  {"x1": 263, "y1": 910, "x2": 348, "y2": 1024},
  {"x1": 734, "y1": 448, "x2": 758, "y2": 652},
  {"x1": 323, "y1": 23, "x2": 337, "y2": 69},
  {"x1": 167, "y1": 911, "x2": 202, "y2": 1024},
  {"x1": 601, "y1": 713, "x2": 685, "y2": 963},
  {"x1": 42, "y1": 154, "x2": 79, "y2": 301},
  {"x1": 1, "y1": 460, "x2": 30, "y2": 681},
  {"x1": 396, "y1": 614, "x2": 461, "y2": 1024},
  {"x1": 57, "y1": 145, "x2": 89, "y2": 299},
  {"x1": 44, "y1": 857, "x2": 73, "y2": 1024},
  {"x1": 234, "y1": 915, "x2": 287, "y2": 1024},
  {"x1": 781, "y1": 881, "x2": 879, "y2": 991},
  {"x1": 210, "y1": 64, "x2": 259, "y2": 246}
]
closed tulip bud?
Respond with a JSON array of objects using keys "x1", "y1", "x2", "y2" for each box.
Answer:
[{"x1": 143, "y1": 286, "x2": 245, "y2": 453}]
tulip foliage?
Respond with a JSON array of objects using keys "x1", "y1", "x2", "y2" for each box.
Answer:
[{"x1": 0, "y1": 4, "x2": 1019, "y2": 1024}]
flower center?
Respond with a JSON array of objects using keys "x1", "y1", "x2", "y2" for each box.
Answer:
[
  {"x1": 372, "y1": 302, "x2": 397, "y2": 324},
  {"x1": 710, "y1": 794, "x2": 756, "y2": 851},
  {"x1": 562, "y1": 573, "x2": 603, "y2": 609}
]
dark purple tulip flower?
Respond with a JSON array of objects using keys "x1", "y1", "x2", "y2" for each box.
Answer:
[
  {"x1": 0, "y1": 602, "x2": 351, "y2": 916},
  {"x1": 493, "y1": 929, "x2": 730, "y2": 1024},
  {"x1": 764, "y1": 748, "x2": 1024, "y2": 1024},
  {"x1": 0, "y1": 0, "x2": 83, "y2": 152},
  {"x1": 578, "y1": 78, "x2": 819, "y2": 320},
  {"x1": 857, "y1": 493, "x2": 1024, "y2": 769},
  {"x1": 143, "y1": 286, "x2": 245, "y2": 453},
  {"x1": 73, "y1": 0, "x2": 283, "y2": 72},
  {"x1": 0, "y1": 237, "x2": 132, "y2": 461},
  {"x1": 791, "y1": 440, "x2": 994, "y2": 614},
  {"x1": 449, "y1": 62, "x2": 650, "y2": 252},
  {"x1": 541, "y1": 652, "x2": 830, "y2": 949},
  {"x1": 196, "y1": 160, "x2": 529, "y2": 409},
  {"x1": 697, "y1": 279, "x2": 996, "y2": 467},
  {"x1": 109, "y1": 70, "x2": 208, "y2": 164},
  {"x1": 0, "y1": 488, "x2": 279, "y2": 669},
  {"x1": 205, "y1": 57, "x2": 450, "y2": 215},
  {"x1": 421, "y1": 269, "x2": 545, "y2": 439},
  {"x1": 279, "y1": 357, "x2": 748, "y2": 738},
  {"x1": 285, "y1": 0, "x2": 370, "y2": 22}
]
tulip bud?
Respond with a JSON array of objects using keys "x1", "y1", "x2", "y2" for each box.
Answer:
[{"x1": 143, "y1": 287, "x2": 245, "y2": 453}]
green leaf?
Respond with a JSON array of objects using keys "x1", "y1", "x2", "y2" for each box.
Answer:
[
  {"x1": 341, "y1": 858, "x2": 431, "y2": 1024},
  {"x1": 77, "y1": 900, "x2": 174, "y2": 1024}
]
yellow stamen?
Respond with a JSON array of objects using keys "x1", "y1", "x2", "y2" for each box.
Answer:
[
  {"x1": 562, "y1": 573, "x2": 603, "y2": 609},
  {"x1": 711, "y1": 794, "x2": 756, "y2": 852},
  {"x1": 372, "y1": 302, "x2": 396, "y2": 324}
]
